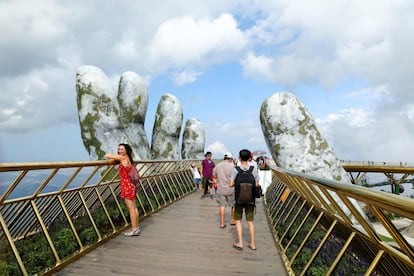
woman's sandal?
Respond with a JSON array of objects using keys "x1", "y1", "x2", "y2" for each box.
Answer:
[
  {"x1": 247, "y1": 244, "x2": 257, "y2": 250},
  {"x1": 233, "y1": 244, "x2": 243, "y2": 251},
  {"x1": 124, "y1": 227, "x2": 141, "y2": 236}
]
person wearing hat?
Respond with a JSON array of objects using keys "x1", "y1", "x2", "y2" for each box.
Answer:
[{"x1": 213, "y1": 152, "x2": 236, "y2": 228}]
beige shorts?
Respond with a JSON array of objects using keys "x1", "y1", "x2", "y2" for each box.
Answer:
[{"x1": 217, "y1": 194, "x2": 235, "y2": 207}]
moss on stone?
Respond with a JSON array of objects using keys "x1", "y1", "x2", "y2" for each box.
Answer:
[
  {"x1": 183, "y1": 129, "x2": 190, "y2": 140},
  {"x1": 276, "y1": 123, "x2": 282, "y2": 132},
  {"x1": 154, "y1": 112, "x2": 163, "y2": 129},
  {"x1": 298, "y1": 118, "x2": 309, "y2": 135},
  {"x1": 79, "y1": 113, "x2": 104, "y2": 158},
  {"x1": 76, "y1": 83, "x2": 95, "y2": 110},
  {"x1": 319, "y1": 141, "x2": 329, "y2": 151},
  {"x1": 260, "y1": 101, "x2": 268, "y2": 115},
  {"x1": 191, "y1": 131, "x2": 199, "y2": 140},
  {"x1": 159, "y1": 142, "x2": 174, "y2": 158},
  {"x1": 323, "y1": 160, "x2": 331, "y2": 167},
  {"x1": 308, "y1": 135, "x2": 317, "y2": 155},
  {"x1": 274, "y1": 144, "x2": 281, "y2": 155}
]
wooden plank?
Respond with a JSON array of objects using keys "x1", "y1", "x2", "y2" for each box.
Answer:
[{"x1": 56, "y1": 192, "x2": 287, "y2": 275}]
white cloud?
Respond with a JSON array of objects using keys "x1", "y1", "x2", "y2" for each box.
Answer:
[
  {"x1": 319, "y1": 108, "x2": 375, "y2": 128},
  {"x1": 317, "y1": 104, "x2": 414, "y2": 162},
  {"x1": 0, "y1": 65, "x2": 78, "y2": 133},
  {"x1": 113, "y1": 31, "x2": 139, "y2": 60},
  {"x1": 0, "y1": 0, "x2": 70, "y2": 44},
  {"x1": 206, "y1": 141, "x2": 229, "y2": 157},
  {"x1": 347, "y1": 85, "x2": 390, "y2": 99},
  {"x1": 203, "y1": 115, "x2": 266, "y2": 159},
  {"x1": 401, "y1": 104, "x2": 414, "y2": 121},
  {"x1": 2, "y1": 0, "x2": 414, "y2": 165},
  {"x1": 241, "y1": 1, "x2": 414, "y2": 92},
  {"x1": 148, "y1": 13, "x2": 247, "y2": 69},
  {"x1": 172, "y1": 70, "x2": 203, "y2": 85}
]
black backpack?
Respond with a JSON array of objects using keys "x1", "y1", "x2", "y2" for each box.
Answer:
[{"x1": 234, "y1": 166, "x2": 256, "y2": 205}]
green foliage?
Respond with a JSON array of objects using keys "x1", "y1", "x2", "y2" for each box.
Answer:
[
  {"x1": 79, "y1": 227, "x2": 98, "y2": 245},
  {"x1": 106, "y1": 200, "x2": 125, "y2": 227},
  {"x1": 0, "y1": 238, "x2": 22, "y2": 275},
  {"x1": 268, "y1": 196, "x2": 370, "y2": 275},
  {"x1": 16, "y1": 233, "x2": 54, "y2": 275},
  {"x1": 52, "y1": 228, "x2": 79, "y2": 260},
  {"x1": 308, "y1": 265, "x2": 327, "y2": 276},
  {"x1": 92, "y1": 208, "x2": 111, "y2": 235},
  {"x1": 0, "y1": 260, "x2": 21, "y2": 276}
]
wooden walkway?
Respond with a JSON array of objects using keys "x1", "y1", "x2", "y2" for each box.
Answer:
[{"x1": 56, "y1": 191, "x2": 287, "y2": 276}]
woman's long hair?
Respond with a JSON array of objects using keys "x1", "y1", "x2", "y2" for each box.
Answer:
[{"x1": 119, "y1": 143, "x2": 134, "y2": 164}]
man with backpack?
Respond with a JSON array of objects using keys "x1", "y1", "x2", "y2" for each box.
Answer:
[{"x1": 230, "y1": 149, "x2": 259, "y2": 251}]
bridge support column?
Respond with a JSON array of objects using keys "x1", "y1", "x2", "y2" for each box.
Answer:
[
  {"x1": 348, "y1": 171, "x2": 366, "y2": 185},
  {"x1": 384, "y1": 173, "x2": 409, "y2": 195}
]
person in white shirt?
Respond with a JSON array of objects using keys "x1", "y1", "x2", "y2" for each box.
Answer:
[{"x1": 191, "y1": 163, "x2": 201, "y2": 191}]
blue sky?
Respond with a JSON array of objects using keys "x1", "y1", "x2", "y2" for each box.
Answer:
[{"x1": 1, "y1": 0, "x2": 414, "y2": 163}]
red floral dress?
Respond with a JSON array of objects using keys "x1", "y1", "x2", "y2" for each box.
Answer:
[{"x1": 118, "y1": 164, "x2": 137, "y2": 200}]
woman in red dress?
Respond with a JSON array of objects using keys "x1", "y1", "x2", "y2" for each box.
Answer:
[{"x1": 105, "y1": 143, "x2": 140, "y2": 236}]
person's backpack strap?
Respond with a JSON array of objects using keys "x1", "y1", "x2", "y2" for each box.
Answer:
[{"x1": 248, "y1": 166, "x2": 254, "y2": 174}]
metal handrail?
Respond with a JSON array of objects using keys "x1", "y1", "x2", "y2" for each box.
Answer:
[
  {"x1": 0, "y1": 159, "x2": 197, "y2": 275},
  {"x1": 4, "y1": 160, "x2": 414, "y2": 275},
  {"x1": 265, "y1": 166, "x2": 414, "y2": 275}
]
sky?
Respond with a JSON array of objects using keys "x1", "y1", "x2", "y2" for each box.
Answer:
[{"x1": 1, "y1": 0, "x2": 414, "y2": 164}]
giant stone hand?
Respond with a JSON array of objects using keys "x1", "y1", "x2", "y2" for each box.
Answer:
[
  {"x1": 76, "y1": 65, "x2": 204, "y2": 160},
  {"x1": 260, "y1": 92, "x2": 347, "y2": 182},
  {"x1": 260, "y1": 92, "x2": 367, "y2": 222}
]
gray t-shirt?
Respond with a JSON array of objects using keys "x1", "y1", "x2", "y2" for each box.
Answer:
[{"x1": 214, "y1": 161, "x2": 235, "y2": 196}]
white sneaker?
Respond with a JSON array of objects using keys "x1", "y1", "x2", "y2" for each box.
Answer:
[{"x1": 124, "y1": 227, "x2": 141, "y2": 236}]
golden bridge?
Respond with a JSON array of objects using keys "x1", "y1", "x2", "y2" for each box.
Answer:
[{"x1": 1, "y1": 160, "x2": 414, "y2": 275}]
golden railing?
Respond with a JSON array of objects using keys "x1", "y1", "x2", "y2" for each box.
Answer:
[
  {"x1": 0, "y1": 160, "x2": 195, "y2": 275},
  {"x1": 265, "y1": 166, "x2": 414, "y2": 275}
]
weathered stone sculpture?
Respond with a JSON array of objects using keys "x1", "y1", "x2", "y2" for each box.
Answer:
[
  {"x1": 76, "y1": 65, "x2": 130, "y2": 160},
  {"x1": 117, "y1": 71, "x2": 151, "y2": 160},
  {"x1": 151, "y1": 94, "x2": 183, "y2": 159},
  {"x1": 260, "y1": 92, "x2": 367, "y2": 223},
  {"x1": 260, "y1": 92, "x2": 347, "y2": 182},
  {"x1": 181, "y1": 118, "x2": 205, "y2": 159},
  {"x1": 76, "y1": 65, "x2": 203, "y2": 160}
]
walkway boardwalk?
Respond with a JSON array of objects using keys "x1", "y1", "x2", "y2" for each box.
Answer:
[{"x1": 56, "y1": 191, "x2": 287, "y2": 276}]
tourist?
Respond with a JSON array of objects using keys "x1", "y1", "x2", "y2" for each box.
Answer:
[
  {"x1": 191, "y1": 163, "x2": 201, "y2": 191},
  {"x1": 237, "y1": 151, "x2": 260, "y2": 184},
  {"x1": 213, "y1": 152, "x2": 236, "y2": 228},
  {"x1": 230, "y1": 149, "x2": 259, "y2": 250},
  {"x1": 200, "y1": 151, "x2": 215, "y2": 199},
  {"x1": 105, "y1": 143, "x2": 140, "y2": 236}
]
